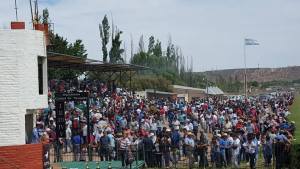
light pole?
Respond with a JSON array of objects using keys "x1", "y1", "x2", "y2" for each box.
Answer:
[
  {"x1": 206, "y1": 77, "x2": 209, "y2": 101},
  {"x1": 244, "y1": 41, "x2": 247, "y2": 98},
  {"x1": 203, "y1": 75, "x2": 208, "y2": 101},
  {"x1": 244, "y1": 38, "x2": 259, "y2": 99}
]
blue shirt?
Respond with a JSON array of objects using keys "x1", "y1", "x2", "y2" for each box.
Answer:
[
  {"x1": 219, "y1": 139, "x2": 227, "y2": 153},
  {"x1": 73, "y1": 135, "x2": 83, "y2": 145},
  {"x1": 275, "y1": 134, "x2": 289, "y2": 143},
  {"x1": 263, "y1": 140, "x2": 273, "y2": 155},
  {"x1": 171, "y1": 131, "x2": 180, "y2": 146},
  {"x1": 31, "y1": 128, "x2": 40, "y2": 144}
]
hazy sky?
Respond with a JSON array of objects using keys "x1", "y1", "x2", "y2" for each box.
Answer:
[{"x1": 1, "y1": 0, "x2": 300, "y2": 71}]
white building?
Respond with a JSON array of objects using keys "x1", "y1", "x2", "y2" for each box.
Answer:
[{"x1": 0, "y1": 29, "x2": 48, "y2": 146}]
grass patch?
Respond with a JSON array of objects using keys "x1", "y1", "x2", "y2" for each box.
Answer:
[{"x1": 288, "y1": 95, "x2": 300, "y2": 144}]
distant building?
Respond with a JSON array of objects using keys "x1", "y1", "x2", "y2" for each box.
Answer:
[
  {"x1": 0, "y1": 29, "x2": 48, "y2": 146},
  {"x1": 206, "y1": 86, "x2": 224, "y2": 96},
  {"x1": 171, "y1": 85, "x2": 224, "y2": 102},
  {"x1": 172, "y1": 85, "x2": 206, "y2": 102},
  {"x1": 136, "y1": 89, "x2": 177, "y2": 99}
]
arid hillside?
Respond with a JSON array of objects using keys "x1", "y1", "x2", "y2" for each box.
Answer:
[{"x1": 201, "y1": 66, "x2": 300, "y2": 83}]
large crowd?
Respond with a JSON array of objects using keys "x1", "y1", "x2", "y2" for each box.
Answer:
[{"x1": 31, "y1": 79, "x2": 296, "y2": 169}]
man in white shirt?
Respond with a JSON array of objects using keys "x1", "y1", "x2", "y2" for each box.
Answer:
[
  {"x1": 184, "y1": 132, "x2": 195, "y2": 169},
  {"x1": 231, "y1": 133, "x2": 241, "y2": 169},
  {"x1": 173, "y1": 118, "x2": 180, "y2": 130},
  {"x1": 224, "y1": 119, "x2": 232, "y2": 132},
  {"x1": 65, "y1": 126, "x2": 72, "y2": 153},
  {"x1": 184, "y1": 119, "x2": 193, "y2": 131},
  {"x1": 243, "y1": 135, "x2": 257, "y2": 169}
]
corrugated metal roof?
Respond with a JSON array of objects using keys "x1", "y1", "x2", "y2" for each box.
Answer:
[
  {"x1": 47, "y1": 52, "x2": 150, "y2": 72},
  {"x1": 172, "y1": 85, "x2": 206, "y2": 92},
  {"x1": 145, "y1": 89, "x2": 177, "y2": 95},
  {"x1": 206, "y1": 86, "x2": 224, "y2": 95}
]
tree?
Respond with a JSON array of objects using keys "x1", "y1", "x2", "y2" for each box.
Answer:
[
  {"x1": 69, "y1": 39, "x2": 87, "y2": 58},
  {"x1": 148, "y1": 36, "x2": 155, "y2": 54},
  {"x1": 99, "y1": 15, "x2": 110, "y2": 62},
  {"x1": 138, "y1": 35, "x2": 145, "y2": 53},
  {"x1": 153, "y1": 40, "x2": 162, "y2": 57},
  {"x1": 48, "y1": 33, "x2": 88, "y2": 79},
  {"x1": 109, "y1": 29, "x2": 124, "y2": 63}
]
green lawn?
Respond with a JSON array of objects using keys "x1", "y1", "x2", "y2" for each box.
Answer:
[{"x1": 289, "y1": 95, "x2": 300, "y2": 144}]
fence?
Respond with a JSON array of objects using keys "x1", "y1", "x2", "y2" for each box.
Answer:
[
  {"x1": 48, "y1": 140, "x2": 300, "y2": 169},
  {"x1": 49, "y1": 140, "x2": 146, "y2": 169}
]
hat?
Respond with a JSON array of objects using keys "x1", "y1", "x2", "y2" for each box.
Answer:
[
  {"x1": 216, "y1": 134, "x2": 221, "y2": 137},
  {"x1": 187, "y1": 132, "x2": 194, "y2": 136},
  {"x1": 222, "y1": 133, "x2": 228, "y2": 137},
  {"x1": 149, "y1": 133, "x2": 155, "y2": 137},
  {"x1": 36, "y1": 121, "x2": 44, "y2": 126},
  {"x1": 49, "y1": 117, "x2": 54, "y2": 121},
  {"x1": 166, "y1": 128, "x2": 171, "y2": 132}
]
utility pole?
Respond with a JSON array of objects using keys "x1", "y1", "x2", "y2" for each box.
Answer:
[{"x1": 14, "y1": 0, "x2": 18, "y2": 21}]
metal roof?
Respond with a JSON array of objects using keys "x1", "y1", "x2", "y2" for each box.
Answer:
[
  {"x1": 47, "y1": 52, "x2": 150, "y2": 72},
  {"x1": 206, "y1": 86, "x2": 224, "y2": 95},
  {"x1": 145, "y1": 89, "x2": 177, "y2": 95},
  {"x1": 172, "y1": 85, "x2": 206, "y2": 92}
]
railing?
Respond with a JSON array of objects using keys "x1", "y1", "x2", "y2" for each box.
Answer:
[
  {"x1": 47, "y1": 140, "x2": 297, "y2": 169},
  {"x1": 48, "y1": 141, "x2": 146, "y2": 169}
]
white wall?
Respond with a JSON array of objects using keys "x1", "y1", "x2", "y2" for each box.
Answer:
[{"x1": 0, "y1": 30, "x2": 48, "y2": 146}]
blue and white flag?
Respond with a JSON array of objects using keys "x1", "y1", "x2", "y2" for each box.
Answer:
[{"x1": 245, "y1": 38, "x2": 259, "y2": 45}]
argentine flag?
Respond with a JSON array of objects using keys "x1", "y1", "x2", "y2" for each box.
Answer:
[{"x1": 245, "y1": 38, "x2": 259, "y2": 45}]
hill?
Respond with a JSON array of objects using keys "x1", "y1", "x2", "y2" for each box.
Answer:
[{"x1": 201, "y1": 66, "x2": 300, "y2": 83}]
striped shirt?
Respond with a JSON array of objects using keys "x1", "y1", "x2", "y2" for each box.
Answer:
[{"x1": 119, "y1": 138, "x2": 131, "y2": 150}]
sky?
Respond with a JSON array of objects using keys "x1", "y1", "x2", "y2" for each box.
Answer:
[{"x1": 1, "y1": 0, "x2": 300, "y2": 72}]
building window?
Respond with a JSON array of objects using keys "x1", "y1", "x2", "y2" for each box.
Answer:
[{"x1": 38, "y1": 57, "x2": 44, "y2": 95}]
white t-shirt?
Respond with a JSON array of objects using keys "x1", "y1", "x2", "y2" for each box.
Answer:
[
  {"x1": 163, "y1": 105, "x2": 168, "y2": 112},
  {"x1": 225, "y1": 122, "x2": 233, "y2": 131},
  {"x1": 66, "y1": 127, "x2": 72, "y2": 140},
  {"x1": 184, "y1": 137, "x2": 195, "y2": 148},
  {"x1": 232, "y1": 138, "x2": 240, "y2": 155},
  {"x1": 243, "y1": 141, "x2": 256, "y2": 154},
  {"x1": 82, "y1": 125, "x2": 87, "y2": 136}
]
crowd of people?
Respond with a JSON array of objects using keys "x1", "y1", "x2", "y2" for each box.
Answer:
[{"x1": 31, "y1": 79, "x2": 296, "y2": 169}]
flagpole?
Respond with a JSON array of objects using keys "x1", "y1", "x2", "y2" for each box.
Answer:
[{"x1": 244, "y1": 39, "x2": 247, "y2": 98}]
